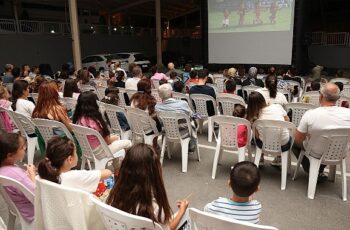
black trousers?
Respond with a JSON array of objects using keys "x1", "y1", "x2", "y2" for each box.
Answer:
[{"x1": 292, "y1": 143, "x2": 327, "y2": 174}]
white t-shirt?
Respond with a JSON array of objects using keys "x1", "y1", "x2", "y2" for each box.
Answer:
[
  {"x1": 255, "y1": 88, "x2": 288, "y2": 106},
  {"x1": 258, "y1": 104, "x2": 289, "y2": 145},
  {"x1": 125, "y1": 77, "x2": 141, "y2": 90},
  {"x1": 298, "y1": 106, "x2": 350, "y2": 154},
  {"x1": 60, "y1": 170, "x2": 101, "y2": 193},
  {"x1": 15, "y1": 99, "x2": 35, "y2": 118}
]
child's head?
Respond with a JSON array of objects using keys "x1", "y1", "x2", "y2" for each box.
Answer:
[
  {"x1": 106, "y1": 143, "x2": 172, "y2": 225},
  {"x1": 101, "y1": 87, "x2": 119, "y2": 106},
  {"x1": 232, "y1": 104, "x2": 246, "y2": 118},
  {"x1": 0, "y1": 133, "x2": 26, "y2": 165},
  {"x1": 230, "y1": 161, "x2": 260, "y2": 197},
  {"x1": 225, "y1": 79, "x2": 236, "y2": 94},
  {"x1": 38, "y1": 136, "x2": 77, "y2": 183},
  {"x1": 0, "y1": 86, "x2": 10, "y2": 100},
  {"x1": 310, "y1": 81, "x2": 320, "y2": 91},
  {"x1": 189, "y1": 70, "x2": 198, "y2": 80},
  {"x1": 159, "y1": 79, "x2": 167, "y2": 86},
  {"x1": 173, "y1": 81, "x2": 184, "y2": 93},
  {"x1": 169, "y1": 71, "x2": 178, "y2": 80}
]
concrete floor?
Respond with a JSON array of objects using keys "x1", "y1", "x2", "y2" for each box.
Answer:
[
  {"x1": 163, "y1": 134, "x2": 350, "y2": 230},
  {"x1": 1, "y1": 130, "x2": 349, "y2": 230}
]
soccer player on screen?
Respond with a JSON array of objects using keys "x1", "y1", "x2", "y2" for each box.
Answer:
[
  {"x1": 238, "y1": 0, "x2": 245, "y2": 26},
  {"x1": 222, "y1": 9, "x2": 231, "y2": 28},
  {"x1": 270, "y1": 0, "x2": 278, "y2": 24},
  {"x1": 253, "y1": 0, "x2": 263, "y2": 24}
]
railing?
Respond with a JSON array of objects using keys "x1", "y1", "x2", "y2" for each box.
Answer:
[{"x1": 310, "y1": 31, "x2": 350, "y2": 46}]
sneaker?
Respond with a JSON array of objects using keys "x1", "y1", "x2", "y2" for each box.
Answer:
[
  {"x1": 270, "y1": 156, "x2": 281, "y2": 167},
  {"x1": 317, "y1": 172, "x2": 328, "y2": 183}
]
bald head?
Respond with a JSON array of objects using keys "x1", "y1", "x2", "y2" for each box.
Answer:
[
  {"x1": 320, "y1": 83, "x2": 340, "y2": 103},
  {"x1": 168, "y1": 62, "x2": 175, "y2": 70}
]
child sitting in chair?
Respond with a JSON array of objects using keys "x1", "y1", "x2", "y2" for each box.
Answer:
[{"x1": 204, "y1": 161, "x2": 261, "y2": 224}]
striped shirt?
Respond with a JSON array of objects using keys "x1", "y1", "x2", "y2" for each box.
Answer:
[{"x1": 204, "y1": 197, "x2": 262, "y2": 224}]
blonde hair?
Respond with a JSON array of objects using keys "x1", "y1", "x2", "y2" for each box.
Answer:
[{"x1": 0, "y1": 86, "x2": 9, "y2": 100}]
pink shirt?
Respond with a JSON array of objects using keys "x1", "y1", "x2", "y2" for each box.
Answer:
[
  {"x1": 151, "y1": 72, "x2": 169, "y2": 81},
  {"x1": 0, "y1": 166, "x2": 35, "y2": 222},
  {"x1": 78, "y1": 117, "x2": 103, "y2": 150},
  {"x1": 237, "y1": 124, "x2": 248, "y2": 148}
]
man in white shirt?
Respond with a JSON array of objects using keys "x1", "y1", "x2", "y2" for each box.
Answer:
[
  {"x1": 293, "y1": 83, "x2": 350, "y2": 181},
  {"x1": 125, "y1": 66, "x2": 142, "y2": 90}
]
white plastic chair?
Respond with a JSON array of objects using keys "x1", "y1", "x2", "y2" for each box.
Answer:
[
  {"x1": 7, "y1": 111, "x2": 37, "y2": 164},
  {"x1": 90, "y1": 195, "x2": 163, "y2": 230},
  {"x1": 216, "y1": 93, "x2": 246, "y2": 116},
  {"x1": 330, "y1": 78, "x2": 350, "y2": 84},
  {"x1": 172, "y1": 92, "x2": 194, "y2": 111},
  {"x1": 206, "y1": 83, "x2": 219, "y2": 96},
  {"x1": 253, "y1": 120, "x2": 296, "y2": 190},
  {"x1": 93, "y1": 79, "x2": 108, "y2": 87},
  {"x1": 215, "y1": 77, "x2": 225, "y2": 93},
  {"x1": 96, "y1": 85, "x2": 107, "y2": 101},
  {"x1": 151, "y1": 89, "x2": 162, "y2": 103},
  {"x1": 71, "y1": 124, "x2": 125, "y2": 170},
  {"x1": 293, "y1": 128, "x2": 350, "y2": 200},
  {"x1": 189, "y1": 208, "x2": 278, "y2": 230},
  {"x1": 126, "y1": 106, "x2": 161, "y2": 145},
  {"x1": 190, "y1": 94, "x2": 217, "y2": 142},
  {"x1": 242, "y1": 85, "x2": 261, "y2": 101},
  {"x1": 211, "y1": 116, "x2": 252, "y2": 179},
  {"x1": 277, "y1": 89, "x2": 292, "y2": 103},
  {"x1": 342, "y1": 84, "x2": 350, "y2": 97},
  {"x1": 30, "y1": 93, "x2": 39, "y2": 104},
  {"x1": 152, "y1": 79, "x2": 160, "y2": 89},
  {"x1": 126, "y1": 89, "x2": 138, "y2": 100},
  {"x1": 117, "y1": 87, "x2": 127, "y2": 107},
  {"x1": 103, "y1": 103, "x2": 132, "y2": 140},
  {"x1": 0, "y1": 175, "x2": 35, "y2": 230},
  {"x1": 61, "y1": 97, "x2": 78, "y2": 115},
  {"x1": 301, "y1": 91, "x2": 320, "y2": 106},
  {"x1": 32, "y1": 119, "x2": 74, "y2": 147},
  {"x1": 35, "y1": 177, "x2": 103, "y2": 230},
  {"x1": 284, "y1": 103, "x2": 317, "y2": 127},
  {"x1": 157, "y1": 111, "x2": 200, "y2": 173},
  {"x1": 80, "y1": 84, "x2": 96, "y2": 93}
]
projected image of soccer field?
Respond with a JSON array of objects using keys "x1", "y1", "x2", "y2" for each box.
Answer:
[{"x1": 209, "y1": 0, "x2": 294, "y2": 33}]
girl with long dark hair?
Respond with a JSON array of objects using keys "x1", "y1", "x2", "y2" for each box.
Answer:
[
  {"x1": 63, "y1": 78, "x2": 80, "y2": 99},
  {"x1": 11, "y1": 80, "x2": 35, "y2": 118},
  {"x1": 256, "y1": 75, "x2": 288, "y2": 105}
]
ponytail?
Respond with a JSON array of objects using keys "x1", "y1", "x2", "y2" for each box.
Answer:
[
  {"x1": 37, "y1": 136, "x2": 75, "y2": 184},
  {"x1": 265, "y1": 75, "x2": 277, "y2": 98},
  {"x1": 11, "y1": 80, "x2": 29, "y2": 111}
]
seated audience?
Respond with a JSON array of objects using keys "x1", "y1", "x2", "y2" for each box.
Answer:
[
  {"x1": 78, "y1": 69, "x2": 96, "y2": 88},
  {"x1": 0, "y1": 86, "x2": 15, "y2": 132},
  {"x1": 334, "y1": 82, "x2": 349, "y2": 108},
  {"x1": 256, "y1": 75, "x2": 288, "y2": 106},
  {"x1": 63, "y1": 78, "x2": 80, "y2": 99},
  {"x1": 247, "y1": 91, "x2": 290, "y2": 166},
  {"x1": 181, "y1": 64, "x2": 192, "y2": 82},
  {"x1": 2, "y1": 64, "x2": 14, "y2": 83},
  {"x1": 224, "y1": 79, "x2": 236, "y2": 94},
  {"x1": 189, "y1": 69, "x2": 216, "y2": 116},
  {"x1": 73, "y1": 91, "x2": 132, "y2": 155},
  {"x1": 204, "y1": 161, "x2": 261, "y2": 224},
  {"x1": 186, "y1": 70, "x2": 198, "y2": 84},
  {"x1": 101, "y1": 87, "x2": 130, "y2": 131},
  {"x1": 173, "y1": 81, "x2": 185, "y2": 93},
  {"x1": 168, "y1": 71, "x2": 181, "y2": 86},
  {"x1": 126, "y1": 63, "x2": 137, "y2": 79},
  {"x1": 242, "y1": 67, "x2": 264, "y2": 87},
  {"x1": 0, "y1": 133, "x2": 36, "y2": 223},
  {"x1": 232, "y1": 104, "x2": 248, "y2": 148},
  {"x1": 106, "y1": 143, "x2": 189, "y2": 230},
  {"x1": 12, "y1": 80, "x2": 35, "y2": 118},
  {"x1": 309, "y1": 81, "x2": 320, "y2": 92},
  {"x1": 38, "y1": 136, "x2": 112, "y2": 192},
  {"x1": 293, "y1": 83, "x2": 350, "y2": 182},
  {"x1": 125, "y1": 66, "x2": 142, "y2": 90},
  {"x1": 150, "y1": 65, "x2": 169, "y2": 81},
  {"x1": 283, "y1": 66, "x2": 302, "y2": 85},
  {"x1": 31, "y1": 75, "x2": 46, "y2": 93},
  {"x1": 113, "y1": 71, "x2": 126, "y2": 88}
]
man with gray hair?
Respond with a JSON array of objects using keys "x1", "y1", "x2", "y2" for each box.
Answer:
[
  {"x1": 293, "y1": 83, "x2": 350, "y2": 182},
  {"x1": 242, "y1": 67, "x2": 264, "y2": 87}
]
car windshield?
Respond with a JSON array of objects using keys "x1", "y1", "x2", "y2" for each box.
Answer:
[
  {"x1": 105, "y1": 54, "x2": 123, "y2": 60},
  {"x1": 134, "y1": 54, "x2": 147, "y2": 61}
]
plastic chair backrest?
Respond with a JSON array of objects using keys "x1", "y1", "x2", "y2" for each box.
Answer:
[
  {"x1": 157, "y1": 111, "x2": 192, "y2": 141},
  {"x1": 151, "y1": 89, "x2": 162, "y2": 103},
  {"x1": 117, "y1": 87, "x2": 127, "y2": 107},
  {"x1": 104, "y1": 103, "x2": 128, "y2": 134},
  {"x1": 301, "y1": 91, "x2": 320, "y2": 106},
  {"x1": 242, "y1": 85, "x2": 261, "y2": 100},
  {"x1": 11, "y1": 111, "x2": 36, "y2": 136},
  {"x1": 172, "y1": 92, "x2": 194, "y2": 111},
  {"x1": 30, "y1": 93, "x2": 39, "y2": 104},
  {"x1": 90, "y1": 196, "x2": 163, "y2": 230},
  {"x1": 71, "y1": 124, "x2": 114, "y2": 161},
  {"x1": 211, "y1": 115, "x2": 251, "y2": 150},
  {"x1": 126, "y1": 89, "x2": 137, "y2": 100},
  {"x1": 93, "y1": 79, "x2": 108, "y2": 87},
  {"x1": 252, "y1": 120, "x2": 296, "y2": 154},
  {"x1": 190, "y1": 94, "x2": 217, "y2": 118},
  {"x1": 0, "y1": 175, "x2": 34, "y2": 228},
  {"x1": 35, "y1": 177, "x2": 103, "y2": 230},
  {"x1": 277, "y1": 89, "x2": 292, "y2": 103},
  {"x1": 189, "y1": 208, "x2": 278, "y2": 230},
  {"x1": 32, "y1": 119, "x2": 74, "y2": 146},
  {"x1": 215, "y1": 77, "x2": 225, "y2": 93},
  {"x1": 61, "y1": 97, "x2": 77, "y2": 114},
  {"x1": 96, "y1": 86, "x2": 107, "y2": 101},
  {"x1": 342, "y1": 84, "x2": 350, "y2": 97},
  {"x1": 284, "y1": 103, "x2": 317, "y2": 127},
  {"x1": 330, "y1": 78, "x2": 350, "y2": 84},
  {"x1": 306, "y1": 128, "x2": 350, "y2": 164},
  {"x1": 126, "y1": 106, "x2": 159, "y2": 137},
  {"x1": 206, "y1": 83, "x2": 219, "y2": 94},
  {"x1": 216, "y1": 94, "x2": 246, "y2": 116},
  {"x1": 152, "y1": 79, "x2": 160, "y2": 89}
]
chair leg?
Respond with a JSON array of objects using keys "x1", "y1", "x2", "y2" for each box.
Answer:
[
  {"x1": 81, "y1": 156, "x2": 86, "y2": 170},
  {"x1": 307, "y1": 157, "x2": 322, "y2": 199},
  {"x1": 341, "y1": 159, "x2": 347, "y2": 201},
  {"x1": 238, "y1": 147, "x2": 245, "y2": 162},
  {"x1": 293, "y1": 151, "x2": 305, "y2": 180},
  {"x1": 254, "y1": 148, "x2": 262, "y2": 167},
  {"x1": 208, "y1": 117, "x2": 213, "y2": 143},
  {"x1": 196, "y1": 139, "x2": 201, "y2": 161},
  {"x1": 281, "y1": 151, "x2": 289, "y2": 190},
  {"x1": 7, "y1": 212, "x2": 15, "y2": 230},
  {"x1": 180, "y1": 139, "x2": 190, "y2": 173},
  {"x1": 287, "y1": 152, "x2": 292, "y2": 175},
  {"x1": 160, "y1": 137, "x2": 167, "y2": 165},
  {"x1": 87, "y1": 159, "x2": 92, "y2": 170},
  {"x1": 198, "y1": 120, "x2": 203, "y2": 134},
  {"x1": 328, "y1": 165, "x2": 336, "y2": 182},
  {"x1": 26, "y1": 137, "x2": 37, "y2": 165},
  {"x1": 218, "y1": 148, "x2": 224, "y2": 165},
  {"x1": 212, "y1": 142, "x2": 221, "y2": 179}
]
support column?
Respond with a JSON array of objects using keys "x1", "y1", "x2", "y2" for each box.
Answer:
[
  {"x1": 155, "y1": 0, "x2": 162, "y2": 66},
  {"x1": 13, "y1": 0, "x2": 20, "y2": 33},
  {"x1": 107, "y1": 13, "x2": 112, "y2": 35},
  {"x1": 68, "y1": 0, "x2": 82, "y2": 70}
]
